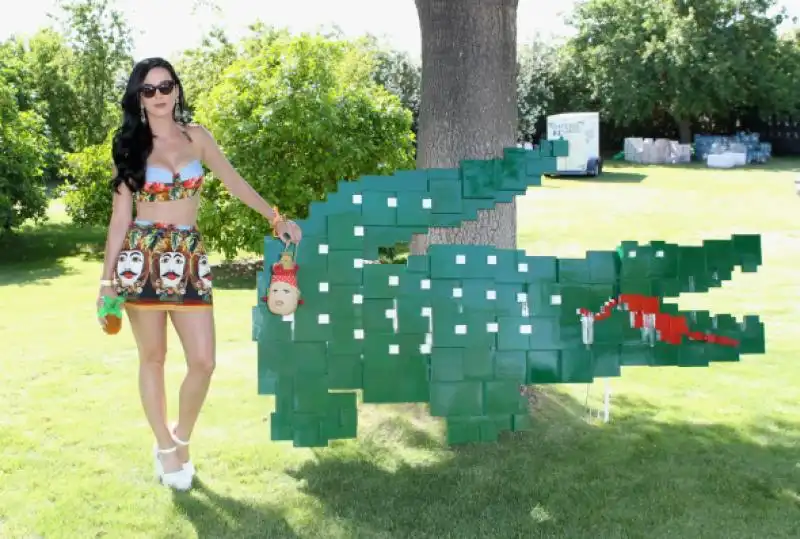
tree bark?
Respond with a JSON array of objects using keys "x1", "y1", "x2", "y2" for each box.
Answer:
[{"x1": 411, "y1": 0, "x2": 519, "y2": 254}]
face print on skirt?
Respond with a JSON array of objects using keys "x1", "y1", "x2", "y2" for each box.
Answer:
[{"x1": 116, "y1": 249, "x2": 150, "y2": 294}]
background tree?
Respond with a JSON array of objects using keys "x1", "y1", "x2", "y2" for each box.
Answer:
[
  {"x1": 369, "y1": 43, "x2": 421, "y2": 138},
  {"x1": 567, "y1": 0, "x2": 794, "y2": 142},
  {"x1": 412, "y1": 0, "x2": 520, "y2": 254},
  {"x1": 54, "y1": 0, "x2": 133, "y2": 148},
  {"x1": 174, "y1": 25, "x2": 238, "y2": 113},
  {"x1": 516, "y1": 38, "x2": 559, "y2": 143},
  {"x1": 24, "y1": 29, "x2": 80, "y2": 155},
  {"x1": 195, "y1": 30, "x2": 416, "y2": 258},
  {"x1": 0, "y1": 73, "x2": 49, "y2": 237}
]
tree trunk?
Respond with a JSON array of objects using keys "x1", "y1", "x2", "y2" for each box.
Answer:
[
  {"x1": 411, "y1": 0, "x2": 519, "y2": 255},
  {"x1": 677, "y1": 118, "x2": 692, "y2": 144}
]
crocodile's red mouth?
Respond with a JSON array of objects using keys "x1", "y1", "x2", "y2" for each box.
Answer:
[{"x1": 579, "y1": 293, "x2": 739, "y2": 347}]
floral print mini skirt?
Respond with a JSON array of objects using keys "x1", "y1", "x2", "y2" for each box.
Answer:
[{"x1": 113, "y1": 219, "x2": 213, "y2": 310}]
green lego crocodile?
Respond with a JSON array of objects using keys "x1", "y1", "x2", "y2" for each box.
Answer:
[{"x1": 251, "y1": 140, "x2": 766, "y2": 447}]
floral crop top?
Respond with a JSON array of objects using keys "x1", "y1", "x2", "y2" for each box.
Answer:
[{"x1": 136, "y1": 160, "x2": 205, "y2": 203}]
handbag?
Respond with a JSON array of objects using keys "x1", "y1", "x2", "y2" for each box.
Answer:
[{"x1": 98, "y1": 295, "x2": 126, "y2": 335}]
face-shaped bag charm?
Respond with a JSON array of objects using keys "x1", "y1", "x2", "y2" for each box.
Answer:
[{"x1": 264, "y1": 248, "x2": 303, "y2": 316}]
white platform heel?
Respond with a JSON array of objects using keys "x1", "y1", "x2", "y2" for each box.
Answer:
[
  {"x1": 153, "y1": 444, "x2": 193, "y2": 491},
  {"x1": 170, "y1": 422, "x2": 195, "y2": 477}
]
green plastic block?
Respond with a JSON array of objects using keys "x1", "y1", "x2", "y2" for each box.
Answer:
[
  {"x1": 252, "y1": 305, "x2": 264, "y2": 342},
  {"x1": 446, "y1": 418, "x2": 482, "y2": 444},
  {"x1": 484, "y1": 381, "x2": 526, "y2": 414},
  {"x1": 323, "y1": 392, "x2": 358, "y2": 440},
  {"x1": 526, "y1": 351, "x2": 560, "y2": 384},
  {"x1": 464, "y1": 347, "x2": 494, "y2": 379},
  {"x1": 293, "y1": 414, "x2": 327, "y2": 447},
  {"x1": 430, "y1": 347, "x2": 464, "y2": 382},
  {"x1": 428, "y1": 170, "x2": 463, "y2": 214},
  {"x1": 497, "y1": 151, "x2": 530, "y2": 192},
  {"x1": 259, "y1": 310, "x2": 293, "y2": 342},
  {"x1": 396, "y1": 192, "x2": 433, "y2": 227},
  {"x1": 293, "y1": 308, "x2": 334, "y2": 343},
  {"x1": 702, "y1": 239, "x2": 736, "y2": 282},
  {"x1": 558, "y1": 251, "x2": 619, "y2": 284},
  {"x1": 302, "y1": 203, "x2": 328, "y2": 236},
  {"x1": 327, "y1": 353, "x2": 363, "y2": 390},
  {"x1": 295, "y1": 236, "x2": 329, "y2": 282},
  {"x1": 739, "y1": 315, "x2": 765, "y2": 354},
  {"x1": 430, "y1": 347, "x2": 494, "y2": 383},
  {"x1": 619, "y1": 342, "x2": 655, "y2": 366},
  {"x1": 677, "y1": 246, "x2": 714, "y2": 293},
  {"x1": 405, "y1": 254, "x2": 430, "y2": 275},
  {"x1": 560, "y1": 349, "x2": 594, "y2": 383},
  {"x1": 270, "y1": 411, "x2": 294, "y2": 441},
  {"x1": 328, "y1": 333, "x2": 363, "y2": 355},
  {"x1": 363, "y1": 263, "x2": 404, "y2": 299},
  {"x1": 362, "y1": 299, "x2": 395, "y2": 333},
  {"x1": 361, "y1": 191, "x2": 397, "y2": 226},
  {"x1": 324, "y1": 189, "x2": 363, "y2": 216},
  {"x1": 429, "y1": 245, "x2": 497, "y2": 280},
  {"x1": 497, "y1": 317, "x2": 534, "y2": 351},
  {"x1": 592, "y1": 345, "x2": 622, "y2": 377},
  {"x1": 733, "y1": 234, "x2": 762, "y2": 272},
  {"x1": 430, "y1": 212, "x2": 465, "y2": 227},
  {"x1": 326, "y1": 251, "x2": 364, "y2": 285},
  {"x1": 391, "y1": 170, "x2": 430, "y2": 191},
  {"x1": 528, "y1": 156, "x2": 557, "y2": 176},
  {"x1": 493, "y1": 283, "x2": 526, "y2": 317},
  {"x1": 293, "y1": 377, "x2": 329, "y2": 414},
  {"x1": 461, "y1": 159, "x2": 498, "y2": 199},
  {"x1": 592, "y1": 309, "x2": 628, "y2": 345},
  {"x1": 363, "y1": 353, "x2": 429, "y2": 403},
  {"x1": 653, "y1": 341, "x2": 681, "y2": 366},
  {"x1": 494, "y1": 351, "x2": 527, "y2": 382},
  {"x1": 327, "y1": 213, "x2": 364, "y2": 252},
  {"x1": 551, "y1": 138, "x2": 569, "y2": 157},
  {"x1": 395, "y1": 299, "x2": 430, "y2": 334},
  {"x1": 257, "y1": 355, "x2": 278, "y2": 395},
  {"x1": 273, "y1": 377, "x2": 294, "y2": 413},
  {"x1": 430, "y1": 381, "x2": 483, "y2": 417},
  {"x1": 519, "y1": 255, "x2": 558, "y2": 283},
  {"x1": 512, "y1": 412, "x2": 533, "y2": 432}
]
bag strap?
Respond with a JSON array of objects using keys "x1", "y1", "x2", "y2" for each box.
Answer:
[{"x1": 281, "y1": 240, "x2": 301, "y2": 263}]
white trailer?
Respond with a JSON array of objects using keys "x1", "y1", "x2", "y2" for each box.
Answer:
[{"x1": 546, "y1": 112, "x2": 602, "y2": 176}]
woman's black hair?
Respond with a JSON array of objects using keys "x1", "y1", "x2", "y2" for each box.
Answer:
[{"x1": 110, "y1": 57, "x2": 191, "y2": 193}]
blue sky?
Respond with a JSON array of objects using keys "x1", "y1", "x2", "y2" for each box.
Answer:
[
  {"x1": 2, "y1": 0, "x2": 583, "y2": 60},
  {"x1": 1, "y1": 0, "x2": 798, "y2": 62}
]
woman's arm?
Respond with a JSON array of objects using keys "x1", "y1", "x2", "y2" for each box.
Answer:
[
  {"x1": 99, "y1": 170, "x2": 133, "y2": 283},
  {"x1": 193, "y1": 125, "x2": 280, "y2": 222}
]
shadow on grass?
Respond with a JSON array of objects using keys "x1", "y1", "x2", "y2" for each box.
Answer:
[
  {"x1": 283, "y1": 391, "x2": 799, "y2": 539},
  {"x1": 549, "y1": 169, "x2": 648, "y2": 183},
  {"x1": 601, "y1": 156, "x2": 800, "y2": 174},
  {"x1": 172, "y1": 478, "x2": 300, "y2": 539},
  {"x1": 0, "y1": 221, "x2": 106, "y2": 286}
]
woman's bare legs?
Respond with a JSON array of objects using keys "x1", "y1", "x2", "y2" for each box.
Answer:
[
  {"x1": 126, "y1": 307, "x2": 182, "y2": 474},
  {"x1": 169, "y1": 308, "x2": 216, "y2": 466}
]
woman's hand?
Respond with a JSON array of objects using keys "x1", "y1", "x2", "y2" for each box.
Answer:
[
  {"x1": 96, "y1": 285, "x2": 118, "y2": 329},
  {"x1": 275, "y1": 219, "x2": 303, "y2": 244}
]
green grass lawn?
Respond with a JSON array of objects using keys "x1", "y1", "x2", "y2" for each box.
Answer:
[{"x1": 1, "y1": 159, "x2": 799, "y2": 538}]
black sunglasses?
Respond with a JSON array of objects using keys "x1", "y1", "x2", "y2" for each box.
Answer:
[{"x1": 140, "y1": 80, "x2": 176, "y2": 98}]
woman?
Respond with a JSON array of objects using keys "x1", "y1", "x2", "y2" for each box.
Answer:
[{"x1": 96, "y1": 57, "x2": 302, "y2": 491}]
